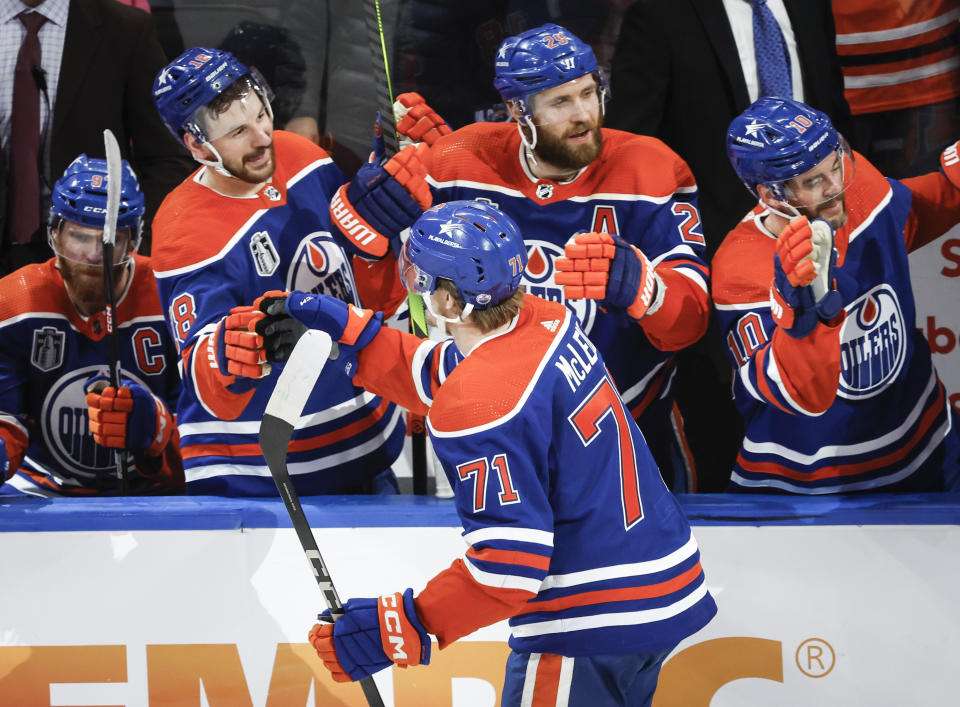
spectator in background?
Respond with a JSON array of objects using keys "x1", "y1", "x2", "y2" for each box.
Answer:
[
  {"x1": 605, "y1": 0, "x2": 852, "y2": 490},
  {"x1": 0, "y1": 155, "x2": 183, "y2": 496},
  {"x1": 394, "y1": 1, "x2": 629, "y2": 130},
  {"x1": 156, "y1": 0, "x2": 330, "y2": 147},
  {"x1": 0, "y1": 0, "x2": 194, "y2": 273},
  {"x1": 833, "y1": 0, "x2": 960, "y2": 179},
  {"x1": 713, "y1": 97, "x2": 960, "y2": 493}
]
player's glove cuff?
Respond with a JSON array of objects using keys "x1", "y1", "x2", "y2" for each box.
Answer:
[
  {"x1": 940, "y1": 140, "x2": 960, "y2": 190},
  {"x1": 282, "y1": 291, "x2": 382, "y2": 349}
]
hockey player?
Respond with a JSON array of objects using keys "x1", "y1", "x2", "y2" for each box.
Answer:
[
  {"x1": 150, "y1": 48, "x2": 408, "y2": 495},
  {"x1": 327, "y1": 24, "x2": 711, "y2": 492},
  {"x1": 0, "y1": 156, "x2": 183, "y2": 496},
  {"x1": 713, "y1": 96, "x2": 960, "y2": 493},
  {"x1": 256, "y1": 201, "x2": 717, "y2": 705}
]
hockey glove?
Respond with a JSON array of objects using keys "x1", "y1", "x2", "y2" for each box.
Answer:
[
  {"x1": 394, "y1": 92, "x2": 452, "y2": 148},
  {"x1": 555, "y1": 232, "x2": 665, "y2": 321},
  {"x1": 85, "y1": 375, "x2": 175, "y2": 457},
  {"x1": 771, "y1": 217, "x2": 843, "y2": 338},
  {"x1": 329, "y1": 143, "x2": 432, "y2": 260},
  {"x1": 309, "y1": 588, "x2": 431, "y2": 683},
  {"x1": 940, "y1": 140, "x2": 960, "y2": 190},
  {"x1": 213, "y1": 305, "x2": 270, "y2": 380},
  {"x1": 261, "y1": 290, "x2": 382, "y2": 350}
]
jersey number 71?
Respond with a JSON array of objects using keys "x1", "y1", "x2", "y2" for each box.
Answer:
[{"x1": 568, "y1": 377, "x2": 644, "y2": 530}]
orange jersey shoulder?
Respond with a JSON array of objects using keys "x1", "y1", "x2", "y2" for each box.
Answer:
[
  {"x1": 428, "y1": 296, "x2": 569, "y2": 433},
  {"x1": 0, "y1": 255, "x2": 163, "y2": 328},
  {"x1": 152, "y1": 130, "x2": 334, "y2": 273},
  {"x1": 424, "y1": 123, "x2": 696, "y2": 203},
  {"x1": 425, "y1": 123, "x2": 525, "y2": 187},
  {"x1": 711, "y1": 210, "x2": 775, "y2": 308},
  {"x1": 0, "y1": 259, "x2": 74, "y2": 324},
  {"x1": 583, "y1": 129, "x2": 697, "y2": 197}
]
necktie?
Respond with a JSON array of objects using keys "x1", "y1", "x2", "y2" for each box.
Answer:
[
  {"x1": 10, "y1": 11, "x2": 48, "y2": 245},
  {"x1": 747, "y1": 0, "x2": 792, "y2": 99}
]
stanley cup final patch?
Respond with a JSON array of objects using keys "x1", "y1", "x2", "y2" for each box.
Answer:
[
  {"x1": 31, "y1": 327, "x2": 65, "y2": 372},
  {"x1": 250, "y1": 230, "x2": 281, "y2": 277}
]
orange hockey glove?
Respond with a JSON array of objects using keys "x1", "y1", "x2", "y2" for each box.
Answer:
[
  {"x1": 394, "y1": 92, "x2": 452, "y2": 148},
  {"x1": 555, "y1": 232, "x2": 664, "y2": 320}
]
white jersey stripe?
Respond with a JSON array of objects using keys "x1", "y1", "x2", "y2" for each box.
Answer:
[
  {"x1": 183, "y1": 406, "x2": 404, "y2": 481},
  {"x1": 178, "y1": 389, "x2": 379, "y2": 437},
  {"x1": 464, "y1": 554, "x2": 544, "y2": 593},
  {"x1": 463, "y1": 526, "x2": 555, "y2": 548},
  {"x1": 539, "y1": 533, "x2": 698, "y2": 590},
  {"x1": 743, "y1": 368, "x2": 937, "y2": 462},
  {"x1": 511, "y1": 583, "x2": 708, "y2": 637},
  {"x1": 732, "y1": 414, "x2": 950, "y2": 493}
]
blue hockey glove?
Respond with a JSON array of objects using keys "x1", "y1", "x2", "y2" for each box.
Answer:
[
  {"x1": 260, "y1": 290, "x2": 383, "y2": 350},
  {"x1": 85, "y1": 375, "x2": 175, "y2": 456},
  {"x1": 0, "y1": 438, "x2": 8, "y2": 479},
  {"x1": 308, "y1": 589, "x2": 431, "y2": 683},
  {"x1": 771, "y1": 217, "x2": 843, "y2": 338},
  {"x1": 329, "y1": 143, "x2": 432, "y2": 259}
]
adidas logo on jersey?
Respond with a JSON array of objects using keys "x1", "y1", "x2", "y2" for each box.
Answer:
[{"x1": 541, "y1": 319, "x2": 560, "y2": 332}]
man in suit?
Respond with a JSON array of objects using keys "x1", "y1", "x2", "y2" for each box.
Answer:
[
  {"x1": 605, "y1": 0, "x2": 853, "y2": 490},
  {"x1": 0, "y1": 0, "x2": 193, "y2": 274}
]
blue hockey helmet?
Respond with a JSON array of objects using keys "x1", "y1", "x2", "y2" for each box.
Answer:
[
  {"x1": 50, "y1": 155, "x2": 144, "y2": 234},
  {"x1": 399, "y1": 200, "x2": 528, "y2": 313},
  {"x1": 153, "y1": 47, "x2": 272, "y2": 144},
  {"x1": 727, "y1": 97, "x2": 854, "y2": 205},
  {"x1": 494, "y1": 23, "x2": 608, "y2": 122}
]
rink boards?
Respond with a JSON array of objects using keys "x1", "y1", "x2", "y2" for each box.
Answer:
[{"x1": 0, "y1": 493, "x2": 958, "y2": 707}]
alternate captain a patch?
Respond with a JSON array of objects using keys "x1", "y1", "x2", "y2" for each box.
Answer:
[
  {"x1": 250, "y1": 230, "x2": 280, "y2": 276},
  {"x1": 31, "y1": 326, "x2": 65, "y2": 372}
]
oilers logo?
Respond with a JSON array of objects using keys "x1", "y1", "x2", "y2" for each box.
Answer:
[
  {"x1": 837, "y1": 284, "x2": 906, "y2": 399},
  {"x1": 523, "y1": 239, "x2": 597, "y2": 333},
  {"x1": 40, "y1": 365, "x2": 150, "y2": 481},
  {"x1": 286, "y1": 232, "x2": 360, "y2": 305}
]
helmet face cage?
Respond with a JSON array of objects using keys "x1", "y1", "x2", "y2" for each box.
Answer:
[
  {"x1": 726, "y1": 96, "x2": 855, "y2": 210},
  {"x1": 400, "y1": 201, "x2": 528, "y2": 311},
  {"x1": 494, "y1": 24, "x2": 609, "y2": 125},
  {"x1": 48, "y1": 155, "x2": 144, "y2": 264},
  {"x1": 153, "y1": 48, "x2": 273, "y2": 144}
]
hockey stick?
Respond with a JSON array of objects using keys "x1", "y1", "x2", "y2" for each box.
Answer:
[
  {"x1": 364, "y1": 0, "x2": 430, "y2": 495},
  {"x1": 258, "y1": 330, "x2": 385, "y2": 707},
  {"x1": 101, "y1": 129, "x2": 129, "y2": 495}
]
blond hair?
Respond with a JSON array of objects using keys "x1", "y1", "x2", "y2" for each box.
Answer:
[{"x1": 435, "y1": 279, "x2": 525, "y2": 333}]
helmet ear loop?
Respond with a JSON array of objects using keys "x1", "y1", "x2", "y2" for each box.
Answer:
[
  {"x1": 195, "y1": 140, "x2": 233, "y2": 178},
  {"x1": 518, "y1": 116, "x2": 539, "y2": 165}
]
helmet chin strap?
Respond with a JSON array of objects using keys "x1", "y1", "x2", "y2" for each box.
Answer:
[
  {"x1": 761, "y1": 198, "x2": 803, "y2": 222},
  {"x1": 423, "y1": 293, "x2": 474, "y2": 337},
  {"x1": 517, "y1": 116, "x2": 538, "y2": 164},
  {"x1": 196, "y1": 141, "x2": 235, "y2": 178}
]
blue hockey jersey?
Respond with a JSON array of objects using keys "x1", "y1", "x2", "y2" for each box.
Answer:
[
  {"x1": 151, "y1": 131, "x2": 404, "y2": 495},
  {"x1": 0, "y1": 257, "x2": 181, "y2": 495},
  {"x1": 354, "y1": 295, "x2": 716, "y2": 656},
  {"x1": 418, "y1": 123, "x2": 711, "y2": 489},
  {"x1": 713, "y1": 153, "x2": 960, "y2": 493}
]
